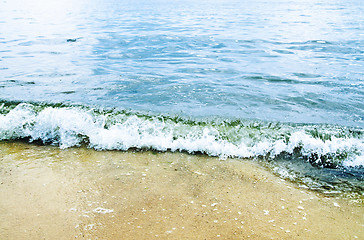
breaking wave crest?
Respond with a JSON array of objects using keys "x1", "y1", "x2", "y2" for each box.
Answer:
[{"x1": 1, "y1": 101, "x2": 363, "y2": 169}]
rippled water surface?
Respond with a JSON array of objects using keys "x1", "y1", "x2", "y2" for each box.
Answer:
[{"x1": 1, "y1": 0, "x2": 363, "y2": 127}]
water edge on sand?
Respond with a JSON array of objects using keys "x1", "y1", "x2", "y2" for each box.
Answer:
[{"x1": 0, "y1": 142, "x2": 363, "y2": 239}]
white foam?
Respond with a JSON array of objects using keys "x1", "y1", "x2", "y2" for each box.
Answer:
[
  {"x1": 0, "y1": 103, "x2": 36, "y2": 140},
  {"x1": 93, "y1": 207, "x2": 114, "y2": 214},
  {"x1": 343, "y1": 155, "x2": 364, "y2": 167},
  {"x1": 0, "y1": 104, "x2": 363, "y2": 167}
]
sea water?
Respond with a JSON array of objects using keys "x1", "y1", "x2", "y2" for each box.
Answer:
[{"x1": 0, "y1": 0, "x2": 363, "y2": 193}]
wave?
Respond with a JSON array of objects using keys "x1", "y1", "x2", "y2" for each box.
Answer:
[{"x1": 0, "y1": 101, "x2": 363, "y2": 169}]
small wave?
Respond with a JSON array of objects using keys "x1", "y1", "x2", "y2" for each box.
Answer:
[{"x1": 0, "y1": 101, "x2": 363, "y2": 169}]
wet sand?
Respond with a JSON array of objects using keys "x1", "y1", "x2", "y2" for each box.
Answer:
[{"x1": 0, "y1": 142, "x2": 363, "y2": 239}]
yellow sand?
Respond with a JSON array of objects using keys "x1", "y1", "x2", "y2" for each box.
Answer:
[{"x1": 0, "y1": 142, "x2": 363, "y2": 239}]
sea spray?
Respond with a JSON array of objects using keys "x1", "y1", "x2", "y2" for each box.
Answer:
[{"x1": 0, "y1": 102, "x2": 363, "y2": 169}]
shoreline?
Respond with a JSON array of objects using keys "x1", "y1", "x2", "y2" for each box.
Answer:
[{"x1": 0, "y1": 142, "x2": 363, "y2": 239}]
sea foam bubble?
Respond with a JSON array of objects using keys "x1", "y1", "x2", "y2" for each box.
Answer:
[{"x1": 0, "y1": 103, "x2": 363, "y2": 168}]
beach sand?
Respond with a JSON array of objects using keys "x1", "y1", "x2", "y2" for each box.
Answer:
[{"x1": 0, "y1": 142, "x2": 363, "y2": 239}]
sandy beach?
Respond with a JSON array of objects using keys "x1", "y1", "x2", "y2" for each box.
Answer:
[{"x1": 0, "y1": 142, "x2": 363, "y2": 239}]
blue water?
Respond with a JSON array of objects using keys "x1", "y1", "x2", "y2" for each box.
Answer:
[
  {"x1": 1, "y1": 0, "x2": 363, "y2": 127},
  {"x1": 0, "y1": 0, "x2": 363, "y2": 193}
]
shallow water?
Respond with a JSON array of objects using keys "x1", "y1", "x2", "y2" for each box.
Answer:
[
  {"x1": 0, "y1": 142, "x2": 363, "y2": 239},
  {"x1": 0, "y1": 0, "x2": 363, "y2": 193}
]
